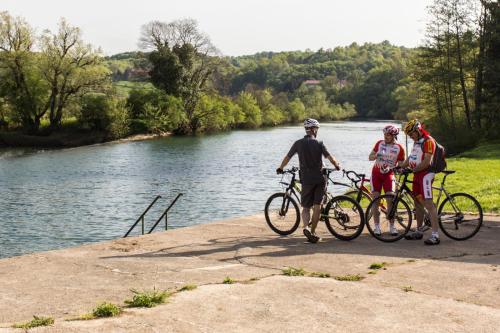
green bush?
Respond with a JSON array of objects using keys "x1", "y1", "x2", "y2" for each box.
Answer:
[
  {"x1": 126, "y1": 88, "x2": 185, "y2": 133},
  {"x1": 223, "y1": 277, "x2": 236, "y2": 284},
  {"x1": 92, "y1": 302, "x2": 122, "y2": 318},
  {"x1": 12, "y1": 316, "x2": 54, "y2": 329},
  {"x1": 236, "y1": 92, "x2": 261, "y2": 128},
  {"x1": 125, "y1": 289, "x2": 170, "y2": 308},
  {"x1": 179, "y1": 284, "x2": 197, "y2": 292},
  {"x1": 282, "y1": 267, "x2": 306, "y2": 276},
  {"x1": 79, "y1": 94, "x2": 131, "y2": 139}
]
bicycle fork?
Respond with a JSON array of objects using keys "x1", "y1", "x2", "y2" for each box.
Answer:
[{"x1": 279, "y1": 192, "x2": 292, "y2": 216}]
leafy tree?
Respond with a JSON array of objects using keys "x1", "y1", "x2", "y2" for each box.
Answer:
[
  {"x1": 481, "y1": 0, "x2": 500, "y2": 138},
  {"x1": 287, "y1": 98, "x2": 306, "y2": 123},
  {"x1": 79, "y1": 93, "x2": 130, "y2": 138},
  {"x1": 126, "y1": 87, "x2": 184, "y2": 133},
  {"x1": 40, "y1": 18, "x2": 110, "y2": 130},
  {"x1": 0, "y1": 11, "x2": 47, "y2": 132},
  {"x1": 140, "y1": 18, "x2": 219, "y2": 133},
  {"x1": 236, "y1": 92, "x2": 261, "y2": 128}
]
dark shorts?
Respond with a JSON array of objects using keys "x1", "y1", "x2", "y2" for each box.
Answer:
[{"x1": 301, "y1": 182, "x2": 326, "y2": 208}]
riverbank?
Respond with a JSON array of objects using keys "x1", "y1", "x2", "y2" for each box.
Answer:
[
  {"x1": 0, "y1": 214, "x2": 499, "y2": 332},
  {"x1": 0, "y1": 130, "x2": 170, "y2": 149}
]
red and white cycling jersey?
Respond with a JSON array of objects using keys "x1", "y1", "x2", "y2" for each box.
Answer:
[
  {"x1": 372, "y1": 140, "x2": 405, "y2": 176},
  {"x1": 408, "y1": 135, "x2": 435, "y2": 171}
]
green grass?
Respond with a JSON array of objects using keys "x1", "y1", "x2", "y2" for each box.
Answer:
[
  {"x1": 179, "y1": 284, "x2": 197, "y2": 292},
  {"x1": 66, "y1": 313, "x2": 95, "y2": 321},
  {"x1": 12, "y1": 316, "x2": 54, "y2": 329},
  {"x1": 113, "y1": 81, "x2": 155, "y2": 97},
  {"x1": 309, "y1": 272, "x2": 331, "y2": 278},
  {"x1": 223, "y1": 277, "x2": 236, "y2": 284},
  {"x1": 92, "y1": 302, "x2": 122, "y2": 318},
  {"x1": 369, "y1": 262, "x2": 387, "y2": 270},
  {"x1": 334, "y1": 274, "x2": 364, "y2": 281},
  {"x1": 282, "y1": 267, "x2": 306, "y2": 276},
  {"x1": 433, "y1": 143, "x2": 500, "y2": 212},
  {"x1": 402, "y1": 286, "x2": 413, "y2": 292},
  {"x1": 124, "y1": 289, "x2": 170, "y2": 308}
]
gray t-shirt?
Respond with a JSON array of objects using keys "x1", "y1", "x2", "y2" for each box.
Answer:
[{"x1": 287, "y1": 135, "x2": 331, "y2": 185}]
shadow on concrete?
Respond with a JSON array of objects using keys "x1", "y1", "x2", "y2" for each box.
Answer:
[{"x1": 102, "y1": 219, "x2": 500, "y2": 265}]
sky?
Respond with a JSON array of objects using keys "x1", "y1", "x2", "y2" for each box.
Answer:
[{"x1": 2, "y1": 0, "x2": 433, "y2": 56}]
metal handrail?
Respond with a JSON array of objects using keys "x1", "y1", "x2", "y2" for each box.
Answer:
[
  {"x1": 148, "y1": 193, "x2": 183, "y2": 233},
  {"x1": 123, "y1": 195, "x2": 162, "y2": 237}
]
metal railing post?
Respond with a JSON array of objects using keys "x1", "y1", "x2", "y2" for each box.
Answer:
[
  {"x1": 165, "y1": 214, "x2": 168, "y2": 230},
  {"x1": 148, "y1": 193, "x2": 183, "y2": 234},
  {"x1": 123, "y1": 195, "x2": 162, "y2": 238}
]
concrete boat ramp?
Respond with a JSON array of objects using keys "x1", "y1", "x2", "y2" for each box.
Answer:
[{"x1": 0, "y1": 214, "x2": 499, "y2": 332}]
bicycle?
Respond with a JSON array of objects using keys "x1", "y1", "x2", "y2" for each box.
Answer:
[
  {"x1": 365, "y1": 168, "x2": 483, "y2": 242},
  {"x1": 264, "y1": 167, "x2": 365, "y2": 241},
  {"x1": 338, "y1": 170, "x2": 373, "y2": 215}
]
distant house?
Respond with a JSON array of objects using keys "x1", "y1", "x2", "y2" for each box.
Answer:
[
  {"x1": 128, "y1": 68, "x2": 150, "y2": 81},
  {"x1": 303, "y1": 79, "x2": 321, "y2": 86}
]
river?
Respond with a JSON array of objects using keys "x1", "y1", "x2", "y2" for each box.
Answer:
[{"x1": 0, "y1": 121, "x2": 402, "y2": 258}]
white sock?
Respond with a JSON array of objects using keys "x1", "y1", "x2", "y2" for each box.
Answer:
[{"x1": 432, "y1": 231, "x2": 439, "y2": 238}]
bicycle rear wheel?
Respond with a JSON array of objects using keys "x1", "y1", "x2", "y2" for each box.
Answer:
[
  {"x1": 324, "y1": 195, "x2": 365, "y2": 241},
  {"x1": 264, "y1": 192, "x2": 300, "y2": 235},
  {"x1": 365, "y1": 194, "x2": 412, "y2": 242},
  {"x1": 438, "y1": 192, "x2": 483, "y2": 240}
]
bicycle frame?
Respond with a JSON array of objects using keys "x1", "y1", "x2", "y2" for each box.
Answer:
[
  {"x1": 278, "y1": 168, "x2": 301, "y2": 211},
  {"x1": 330, "y1": 170, "x2": 371, "y2": 203},
  {"x1": 394, "y1": 171, "x2": 457, "y2": 215}
]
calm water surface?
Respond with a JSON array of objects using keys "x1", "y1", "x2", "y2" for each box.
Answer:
[{"x1": 0, "y1": 121, "x2": 401, "y2": 258}]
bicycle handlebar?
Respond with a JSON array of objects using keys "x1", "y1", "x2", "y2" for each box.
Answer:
[
  {"x1": 392, "y1": 167, "x2": 413, "y2": 175},
  {"x1": 343, "y1": 169, "x2": 366, "y2": 183},
  {"x1": 283, "y1": 166, "x2": 299, "y2": 174}
]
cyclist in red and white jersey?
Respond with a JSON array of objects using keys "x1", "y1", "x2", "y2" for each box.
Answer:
[
  {"x1": 368, "y1": 125, "x2": 405, "y2": 236},
  {"x1": 398, "y1": 119, "x2": 440, "y2": 245}
]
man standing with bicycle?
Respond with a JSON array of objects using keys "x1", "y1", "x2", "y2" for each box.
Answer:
[
  {"x1": 276, "y1": 118, "x2": 341, "y2": 243},
  {"x1": 398, "y1": 119, "x2": 440, "y2": 245}
]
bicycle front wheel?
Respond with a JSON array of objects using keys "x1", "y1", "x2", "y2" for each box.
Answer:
[
  {"x1": 324, "y1": 195, "x2": 365, "y2": 241},
  {"x1": 365, "y1": 194, "x2": 412, "y2": 242},
  {"x1": 264, "y1": 192, "x2": 300, "y2": 235},
  {"x1": 438, "y1": 192, "x2": 483, "y2": 240}
]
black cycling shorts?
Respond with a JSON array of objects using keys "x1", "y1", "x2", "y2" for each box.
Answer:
[{"x1": 301, "y1": 182, "x2": 326, "y2": 208}]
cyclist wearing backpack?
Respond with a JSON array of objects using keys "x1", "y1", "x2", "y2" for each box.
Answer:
[
  {"x1": 369, "y1": 125, "x2": 405, "y2": 236},
  {"x1": 276, "y1": 118, "x2": 341, "y2": 243},
  {"x1": 398, "y1": 119, "x2": 441, "y2": 245}
]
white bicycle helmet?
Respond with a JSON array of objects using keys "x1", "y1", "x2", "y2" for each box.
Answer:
[{"x1": 304, "y1": 118, "x2": 320, "y2": 128}]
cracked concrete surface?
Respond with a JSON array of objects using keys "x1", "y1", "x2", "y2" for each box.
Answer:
[{"x1": 0, "y1": 214, "x2": 499, "y2": 332}]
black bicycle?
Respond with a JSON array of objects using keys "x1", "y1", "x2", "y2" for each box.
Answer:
[
  {"x1": 365, "y1": 168, "x2": 483, "y2": 242},
  {"x1": 264, "y1": 167, "x2": 365, "y2": 240}
]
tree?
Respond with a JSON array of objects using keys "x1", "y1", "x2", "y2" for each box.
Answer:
[
  {"x1": 139, "y1": 18, "x2": 219, "y2": 133},
  {"x1": 0, "y1": 11, "x2": 47, "y2": 132},
  {"x1": 236, "y1": 92, "x2": 261, "y2": 128},
  {"x1": 287, "y1": 98, "x2": 306, "y2": 123},
  {"x1": 40, "y1": 18, "x2": 110, "y2": 130},
  {"x1": 480, "y1": 0, "x2": 500, "y2": 137}
]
